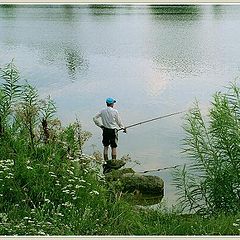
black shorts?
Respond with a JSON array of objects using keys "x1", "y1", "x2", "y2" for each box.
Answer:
[{"x1": 102, "y1": 127, "x2": 118, "y2": 148}]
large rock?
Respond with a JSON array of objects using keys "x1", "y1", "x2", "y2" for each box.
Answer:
[
  {"x1": 121, "y1": 173, "x2": 164, "y2": 205},
  {"x1": 121, "y1": 173, "x2": 164, "y2": 195},
  {"x1": 104, "y1": 168, "x2": 135, "y2": 181},
  {"x1": 104, "y1": 161, "x2": 164, "y2": 206}
]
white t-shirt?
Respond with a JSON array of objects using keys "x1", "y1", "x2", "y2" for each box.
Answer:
[{"x1": 93, "y1": 107, "x2": 124, "y2": 129}]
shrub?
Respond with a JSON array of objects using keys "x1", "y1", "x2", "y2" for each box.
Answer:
[
  {"x1": 0, "y1": 61, "x2": 108, "y2": 235},
  {"x1": 173, "y1": 83, "x2": 240, "y2": 214}
]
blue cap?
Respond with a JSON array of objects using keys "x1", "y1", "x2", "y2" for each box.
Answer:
[{"x1": 106, "y1": 97, "x2": 116, "y2": 104}]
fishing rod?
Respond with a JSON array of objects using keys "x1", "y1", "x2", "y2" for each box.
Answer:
[{"x1": 118, "y1": 110, "x2": 186, "y2": 132}]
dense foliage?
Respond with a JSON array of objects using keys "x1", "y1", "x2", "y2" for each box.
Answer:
[
  {"x1": 0, "y1": 61, "x2": 116, "y2": 234},
  {"x1": 173, "y1": 83, "x2": 240, "y2": 214}
]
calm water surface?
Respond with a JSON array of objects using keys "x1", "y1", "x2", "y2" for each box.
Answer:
[{"x1": 1, "y1": 4, "x2": 240, "y2": 204}]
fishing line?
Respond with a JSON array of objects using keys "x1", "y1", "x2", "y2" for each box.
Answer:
[{"x1": 139, "y1": 164, "x2": 182, "y2": 174}]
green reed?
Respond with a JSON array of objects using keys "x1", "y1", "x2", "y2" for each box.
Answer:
[{"x1": 173, "y1": 83, "x2": 240, "y2": 214}]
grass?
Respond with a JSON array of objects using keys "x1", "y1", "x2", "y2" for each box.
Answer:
[
  {"x1": 0, "y1": 61, "x2": 239, "y2": 235},
  {"x1": 1, "y1": 202, "x2": 239, "y2": 235}
]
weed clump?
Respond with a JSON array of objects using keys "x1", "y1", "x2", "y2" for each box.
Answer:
[{"x1": 173, "y1": 83, "x2": 240, "y2": 214}]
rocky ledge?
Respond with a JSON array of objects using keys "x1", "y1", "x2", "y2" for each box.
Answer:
[{"x1": 103, "y1": 160, "x2": 164, "y2": 206}]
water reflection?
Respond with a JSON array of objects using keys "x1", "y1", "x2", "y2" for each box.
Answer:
[
  {"x1": 64, "y1": 47, "x2": 89, "y2": 81},
  {"x1": 150, "y1": 5, "x2": 202, "y2": 14},
  {"x1": 0, "y1": 5, "x2": 16, "y2": 19},
  {"x1": 212, "y1": 5, "x2": 226, "y2": 19},
  {"x1": 62, "y1": 5, "x2": 76, "y2": 22},
  {"x1": 149, "y1": 5, "x2": 202, "y2": 21},
  {"x1": 89, "y1": 5, "x2": 117, "y2": 16},
  {"x1": 147, "y1": 6, "x2": 209, "y2": 79},
  {"x1": 146, "y1": 69, "x2": 169, "y2": 97}
]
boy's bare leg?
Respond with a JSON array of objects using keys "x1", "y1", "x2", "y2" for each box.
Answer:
[
  {"x1": 103, "y1": 146, "x2": 109, "y2": 161},
  {"x1": 112, "y1": 147, "x2": 117, "y2": 160}
]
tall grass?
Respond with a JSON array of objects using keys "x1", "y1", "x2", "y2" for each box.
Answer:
[{"x1": 172, "y1": 83, "x2": 240, "y2": 214}]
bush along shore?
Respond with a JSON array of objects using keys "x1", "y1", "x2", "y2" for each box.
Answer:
[{"x1": 0, "y1": 61, "x2": 239, "y2": 235}]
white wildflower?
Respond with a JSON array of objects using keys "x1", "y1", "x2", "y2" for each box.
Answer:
[
  {"x1": 90, "y1": 190, "x2": 99, "y2": 195},
  {"x1": 0, "y1": 213, "x2": 8, "y2": 220},
  {"x1": 62, "y1": 184, "x2": 72, "y2": 190},
  {"x1": 67, "y1": 170, "x2": 74, "y2": 175},
  {"x1": 62, "y1": 190, "x2": 70, "y2": 194},
  {"x1": 71, "y1": 159, "x2": 80, "y2": 162},
  {"x1": 6, "y1": 159, "x2": 14, "y2": 165},
  {"x1": 56, "y1": 212, "x2": 64, "y2": 217},
  {"x1": 62, "y1": 202, "x2": 72, "y2": 207}
]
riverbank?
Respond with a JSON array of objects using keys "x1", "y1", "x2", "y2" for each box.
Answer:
[
  {"x1": 1, "y1": 196, "x2": 240, "y2": 235},
  {"x1": 0, "y1": 61, "x2": 239, "y2": 235}
]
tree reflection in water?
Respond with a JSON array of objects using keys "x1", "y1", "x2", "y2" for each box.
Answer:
[{"x1": 64, "y1": 47, "x2": 89, "y2": 81}]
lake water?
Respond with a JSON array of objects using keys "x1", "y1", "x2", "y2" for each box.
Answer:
[{"x1": 1, "y1": 4, "x2": 240, "y2": 205}]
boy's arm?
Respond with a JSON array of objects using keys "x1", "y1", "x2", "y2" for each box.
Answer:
[
  {"x1": 93, "y1": 112, "x2": 103, "y2": 128},
  {"x1": 115, "y1": 111, "x2": 125, "y2": 129}
]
